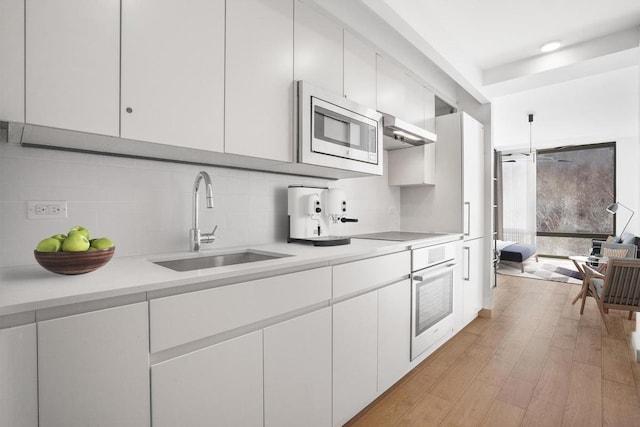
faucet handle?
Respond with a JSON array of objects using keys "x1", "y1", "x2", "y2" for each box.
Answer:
[{"x1": 201, "y1": 225, "x2": 218, "y2": 244}]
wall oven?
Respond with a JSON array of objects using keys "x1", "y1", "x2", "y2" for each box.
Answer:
[
  {"x1": 297, "y1": 81, "x2": 383, "y2": 175},
  {"x1": 411, "y1": 242, "x2": 457, "y2": 361}
]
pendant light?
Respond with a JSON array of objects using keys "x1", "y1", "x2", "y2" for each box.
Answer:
[{"x1": 528, "y1": 113, "x2": 536, "y2": 163}]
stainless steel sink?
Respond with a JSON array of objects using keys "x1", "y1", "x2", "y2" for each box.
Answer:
[{"x1": 152, "y1": 250, "x2": 292, "y2": 272}]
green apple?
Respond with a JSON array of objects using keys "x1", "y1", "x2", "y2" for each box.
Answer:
[
  {"x1": 36, "y1": 237, "x2": 62, "y2": 252},
  {"x1": 50, "y1": 233, "x2": 67, "y2": 242},
  {"x1": 68, "y1": 226, "x2": 90, "y2": 239},
  {"x1": 90, "y1": 237, "x2": 114, "y2": 250},
  {"x1": 62, "y1": 233, "x2": 90, "y2": 252}
]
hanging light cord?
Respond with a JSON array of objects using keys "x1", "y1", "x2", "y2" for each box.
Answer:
[{"x1": 528, "y1": 113, "x2": 535, "y2": 162}]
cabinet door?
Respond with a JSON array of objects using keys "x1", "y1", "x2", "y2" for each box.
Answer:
[
  {"x1": 0, "y1": 324, "x2": 38, "y2": 427},
  {"x1": 333, "y1": 291, "x2": 378, "y2": 426},
  {"x1": 388, "y1": 144, "x2": 435, "y2": 186},
  {"x1": 226, "y1": 0, "x2": 293, "y2": 162},
  {"x1": 121, "y1": 0, "x2": 224, "y2": 152},
  {"x1": 0, "y1": 0, "x2": 24, "y2": 122},
  {"x1": 294, "y1": 0, "x2": 343, "y2": 95},
  {"x1": 463, "y1": 238, "x2": 485, "y2": 326},
  {"x1": 343, "y1": 30, "x2": 376, "y2": 108},
  {"x1": 152, "y1": 331, "x2": 263, "y2": 427},
  {"x1": 424, "y1": 87, "x2": 436, "y2": 133},
  {"x1": 403, "y1": 73, "x2": 426, "y2": 128},
  {"x1": 264, "y1": 308, "x2": 332, "y2": 427},
  {"x1": 376, "y1": 54, "x2": 426, "y2": 124},
  {"x1": 25, "y1": 0, "x2": 120, "y2": 136},
  {"x1": 378, "y1": 280, "x2": 411, "y2": 392},
  {"x1": 376, "y1": 54, "x2": 406, "y2": 117},
  {"x1": 463, "y1": 114, "x2": 485, "y2": 239},
  {"x1": 38, "y1": 303, "x2": 150, "y2": 427}
]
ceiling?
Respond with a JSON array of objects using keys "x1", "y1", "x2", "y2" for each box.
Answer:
[{"x1": 361, "y1": 0, "x2": 640, "y2": 102}]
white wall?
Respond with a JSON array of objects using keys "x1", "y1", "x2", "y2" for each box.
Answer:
[
  {"x1": 0, "y1": 144, "x2": 399, "y2": 267},
  {"x1": 492, "y1": 66, "x2": 640, "y2": 235}
]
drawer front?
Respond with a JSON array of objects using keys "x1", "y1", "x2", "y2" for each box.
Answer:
[
  {"x1": 150, "y1": 267, "x2": 331, "y2": 352},
  {"x1": 417, "y1": 313, "x2": 455, "y2": 358},
  {"x1": 333, "y1": 251, "x2": 410, "y2": 299}
]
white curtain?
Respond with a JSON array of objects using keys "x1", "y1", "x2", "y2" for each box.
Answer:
[{"x1": 499, "y1": 151, "x2": 537, "y2": 245}]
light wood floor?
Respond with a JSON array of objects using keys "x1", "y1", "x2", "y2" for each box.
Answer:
[{"x1": 346, "y1": 274, "x2": 640, "y2": 427}]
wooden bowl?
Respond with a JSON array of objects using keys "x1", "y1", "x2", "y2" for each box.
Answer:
[{"x1": 34, "y1": 247, "x2": 115, "y2": 275}]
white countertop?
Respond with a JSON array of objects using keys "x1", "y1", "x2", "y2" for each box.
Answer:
[{"x1": 0, "y1": 233, "x2": 462, "y2": 317}]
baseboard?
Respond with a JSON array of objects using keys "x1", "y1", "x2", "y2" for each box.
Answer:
[{"x1": 478, "y1": 308, "x2": 492, "y2": 319}]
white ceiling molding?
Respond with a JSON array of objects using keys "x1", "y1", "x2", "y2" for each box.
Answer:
[
  {"x1": 483, "y1": 45, "x2": 640, "y2": 99},
  {"x1": 483, "y1": 27, "x2": 640, "y2": 89}
]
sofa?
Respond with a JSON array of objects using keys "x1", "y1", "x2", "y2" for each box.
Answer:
[{"x1": 591, "y1": 232, "x2": 640, "y2": 258}]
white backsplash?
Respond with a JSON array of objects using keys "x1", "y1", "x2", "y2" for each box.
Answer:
[{"x1": 0, "y1": 143, "x2": 400, "y2": 267}]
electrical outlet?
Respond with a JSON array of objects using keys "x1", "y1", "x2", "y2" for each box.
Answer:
[{"x1": 27, "y1": 201, "x2": 68, "y2": 219}]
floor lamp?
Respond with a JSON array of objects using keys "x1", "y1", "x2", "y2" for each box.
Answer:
[{"x1": 607, "y1": 202, "x2": 635, "y2": 238}]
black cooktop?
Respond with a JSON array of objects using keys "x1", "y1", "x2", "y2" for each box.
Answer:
[{"x1": 352, "y1": 231, "x2": 447, "y2": 242}]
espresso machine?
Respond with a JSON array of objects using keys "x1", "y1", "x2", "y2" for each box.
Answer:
[{"x1": 287, "y1": 185, "x2": 358, "y2": 246}]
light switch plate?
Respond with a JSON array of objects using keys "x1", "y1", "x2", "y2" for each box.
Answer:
[{"x1": 27, "y1": 201, "x2": 68, "y2": 219}]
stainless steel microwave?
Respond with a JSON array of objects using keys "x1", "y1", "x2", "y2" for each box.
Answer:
[{"x1": 297, "y1": 81, "x2": 383, "y2": 175}]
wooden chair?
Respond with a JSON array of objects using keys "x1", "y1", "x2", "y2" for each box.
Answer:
[{"x1": 583, "y1": 257, "x2": 640, "y2": 333}]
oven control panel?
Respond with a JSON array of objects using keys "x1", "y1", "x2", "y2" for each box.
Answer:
[{"x1": 412, "y1": 241, "x2": 456, "y2": 271}]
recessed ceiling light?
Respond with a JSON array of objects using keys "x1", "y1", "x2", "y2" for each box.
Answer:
[{"x1": 540, "y1": 41, "x2": 562, "y2": 53}]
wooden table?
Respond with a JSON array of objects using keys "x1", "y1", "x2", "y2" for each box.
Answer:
[{"x1": 569, "y1": 255, "x2": 607, "y2": 314}]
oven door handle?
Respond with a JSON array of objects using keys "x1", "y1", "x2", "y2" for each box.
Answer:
[{"x1": 413, "y1": 262, "x2": 456, "y2": 282}]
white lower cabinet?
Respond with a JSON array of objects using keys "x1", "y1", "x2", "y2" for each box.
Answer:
[
  {"x1": 264, "y1": 307, "x2": 332, "y2": 427},
  {"x1": 463, "y1": 237, "x2": 485, "y2": 326},
  {"x1": 152, "y1": 331, "x2": 264, "y2": 427},
  {"x1": 0, "y1": 324, "x2": 38, "y2": 427},
  {"x1": 37, "y1": 302, "x2": 150, "y2": 427},
  {"x1": 378, "y1": 279, "x2": 411, "y2": 391},
  {"x1": 333, "y1": 291, "x2": 378, "y2": 427}
]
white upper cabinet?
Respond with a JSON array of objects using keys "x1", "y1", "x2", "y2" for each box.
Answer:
[
  {"x1": 226, "y1": 0, "x2": 294, "y2": 162},
  {"x1": 424, "y1": 87, "x2": 436, "y2": 133},
  {"x1": 294, "y1": 3, "x2": 376, "y2": 107},
  {"x1": 377, "y1": 53, "x2": 433, "y2": 125},
  {"x1": 376, "y1": 54, "x2": 406, "y2": 117},
  {"x1": 294, "y1": 0, "x2": 343, "y2": 95},
  {"x1": 25, "y1": 0, "x2": 120, "y2": 136},
  {"x1": 0, "y1": 0, "x2": 24, "y2": 122},
  {"x1": 404, "y1": 72, "x2": 426, "y2": 128},
  {"x1": 343, "y1": 30, "x2": 376, "y2": 108},
  {"x1": 463, "y1": 113, "x2": 485, "y2": 240},
  {"x1": 383, "y1": 54, "x2": 438, "y2": 186},
  {"x1": 388, "y1": 144, "x2": 436, "y2": 186},
  {"x1": 121, "y1": 0, "x2": 224, "y2": 152}
]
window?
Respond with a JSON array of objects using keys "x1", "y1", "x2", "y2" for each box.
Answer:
[{"x1": 536, "y1": 142, "x2": 615, "y2": 256}]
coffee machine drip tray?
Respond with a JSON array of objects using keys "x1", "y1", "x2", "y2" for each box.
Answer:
[
  {"x1": 352, "y1": 231, "x2": 445, "y2": 242},
  {"x1": 288, "y1": 236, "x2": 351, "y2": 246}
]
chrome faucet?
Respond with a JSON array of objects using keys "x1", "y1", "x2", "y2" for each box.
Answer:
[{"x1": 190, "y1": 171, "x2": 217, "y2": 252}]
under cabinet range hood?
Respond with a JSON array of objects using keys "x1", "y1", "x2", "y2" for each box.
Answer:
[{"x1": 381, "y1": 113, "x2": 437, "y2": 150}]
